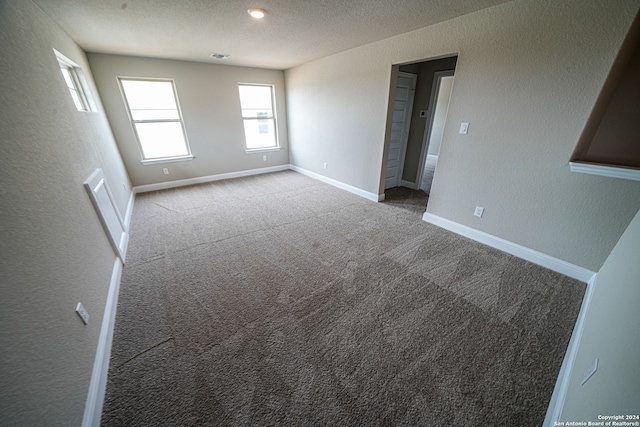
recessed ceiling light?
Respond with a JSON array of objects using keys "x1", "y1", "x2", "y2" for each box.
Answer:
[
  {"x1": 210, "y1": 53, "x2": 231, "y2": 59},
  {"x1": 247, "y1": 8, "x2": 266, "y2": 19}
]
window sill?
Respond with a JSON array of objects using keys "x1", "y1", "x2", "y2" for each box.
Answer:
[
  {"x1": 141, "y1": 155, "x2": 194, "y2": 165},
  {"x1": 245, "y1": 147, "x2": 281, "y2": 154},
  {"x1": 569, "y1": 161, "x2": 640, "y2": 182}
]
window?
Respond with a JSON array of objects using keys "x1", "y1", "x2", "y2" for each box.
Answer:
[
  {"x1": 238, "y1": 84, "x2": 278, "y2": 150},
  {"x1": 54, "y1": 50, "x2": 93, "y2": 112},
  {"x1": 118, "y1": 78, "x2": 192, "y2": 163}
]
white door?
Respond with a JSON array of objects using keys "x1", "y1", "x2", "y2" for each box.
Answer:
[
  {"x1": 84, "y1": 168, "x2": 128, "y2": 261},
  {"x1": 385, "y1": 72, "x2": 416, "y2": 189}
]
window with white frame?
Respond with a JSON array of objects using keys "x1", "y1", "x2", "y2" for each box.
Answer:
[
  {"x1": 118, "y1": 78, "x2": 192, "y2": 163},
  {"x1": 238, "y1": 84, "x2": 278, "y2": 150},
  {"x1": 54, "y1": 50, "x2": 93, "y2": 112}
]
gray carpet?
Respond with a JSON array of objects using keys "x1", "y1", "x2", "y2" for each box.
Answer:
[{"x1": 102, "y1": 171, "x2": 585, "y2": 426}]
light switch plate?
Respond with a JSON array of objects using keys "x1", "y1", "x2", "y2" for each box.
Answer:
[
  {"x1": 460, "y1": 122, "x2": 469, "y2": 134},
  {"x1": 75, "y1": 302, "x2": 89, "y2": 325},
  {"x1": 581, "y1": 358, "x2": 598, "y2": 385}
]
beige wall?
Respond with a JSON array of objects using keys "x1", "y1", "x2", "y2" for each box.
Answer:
[
  {"x1": 559, "y1": 206, "x2": 640, "y2": 421},
  {"x1": 582, "y1": 40, "x2": 640, "y2": 167},
  {"x1": 0, "y1": 0, "x2": 131, "y2": 425},
  {"x1": 286, "y1": 0, "x2": 640, "y2": 271},
  {"x1": 88, "y1": 54, "x2": 289, "y2": 187}
]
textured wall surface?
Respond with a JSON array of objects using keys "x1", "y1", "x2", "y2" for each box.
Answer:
[
  {"x1": 286, "y1": 0, "x2": 640, "y2": 271},
  {"x1": 583, "y1": 41, "x2": 640, "y2": 167},
  {"x1": 560, "y1": 208, "x2": 640, "y2": 421},
  {"x1": 88, "y1": 53, "x2": 289, "y2": 187},
  {"x1": 0, "y1": 0, "x2": 131, "y2": 425}
]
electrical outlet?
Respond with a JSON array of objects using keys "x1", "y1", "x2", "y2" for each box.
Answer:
[
  {"x1": 262, "y1": 155, "x2": 267, "y2": 161},
  {"x1": 75, "y1": 302, "x2": 89, "y2": 325},
  {"x1": 474, "y1": 206, "x2": 484, "y2": 217},
  {"x1": 162, "y1": 168, "x2": 169, "y2": 175},
  {"x1": 581, "y1": 358, "x2": 598, "y2": 385},
  {"x1": 323, "y1": 163, "x2": 328, "y2": 170}
]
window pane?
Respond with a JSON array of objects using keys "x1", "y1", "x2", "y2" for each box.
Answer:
[
  {"x1": 238, "y1": 85, "x2": 273, "y2": 110},
  {"x1": 121, "y1": 80, "x2": 178, "y2": 112},
  {"x1": 238, "y1": 84, "x2": 278, "y2": 150},
  {"x1": 243, "y1": 118, "x2": 276, "y2": 149},
  {"x1": 134, "y1": 122, "x2": 189, "y2": 159},
  {"x1": 60, "y1": 67, "x2": 75, "y2": 89},
  {"x1": 68, "y1": 89, "x2": 84, "y2": 110}
]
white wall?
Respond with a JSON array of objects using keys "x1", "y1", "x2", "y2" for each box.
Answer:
[
  {"x1": 88, "y1": 54, "x2": 289, "y2": 187},
  {"x1": 0, "y1": 0, "x2": 132, "y2": 425},
  {"x1": 559, "y1": 206, "x2": 640, "y2": 421},
  {"x1": 286, "y1": 0, "x2": 640, "y2": 272}
]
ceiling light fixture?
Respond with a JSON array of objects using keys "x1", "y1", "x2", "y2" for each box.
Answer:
[
  {"x1": 247, "y1": 8, "x2": 266, "y2": 19},
  {"x1": 210, "y1": 53, "x2": 231, "y2": 59}
]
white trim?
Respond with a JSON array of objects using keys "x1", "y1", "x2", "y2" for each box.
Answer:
[
  {"x1": 422, "y1": 212, "x2": 596, "y2": 282},
  {"x1": 245, "y1": 147, "x2": 281, "y2": 154},
  {"x1": 134, "y1": 165, "x2": 290, "y2": 193},
  {"x1": 543, "y1": 273, "x2": 598, "y2": 426},
  {"x1": 415, "y1": 70, "x2": 454, "y2": 190},
  {"x1": 82, "y1": 258, "x2": 123, "y2": 427},
  {"x1": 427, "y1": 154, "x2": 439, "y2": 162},
  {"x1": 84, "y1": 169, "x2": 128, "y2": 262},
  {"x1": 290, "y1": 165, "x2": 383, "y2": 202},
  {"x1": 401, "y1": 180, "x2": 418, "y2": 190},
  {"x1": 569, "y1": 161, "x2": 640, "y2": 182},
  {"x1": 140, "y1": 155, "x2": 194, "y2": 165},
  {"x1": 124, "y1": 190, "x2": 135, "y2": 232}
]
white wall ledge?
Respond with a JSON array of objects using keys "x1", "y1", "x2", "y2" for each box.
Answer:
[{"x1": 569, "y1": 161, "x2": 640, "y2": 181}]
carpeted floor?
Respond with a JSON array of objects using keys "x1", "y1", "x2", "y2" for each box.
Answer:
[{"x1": 102, "y1": 170, "x2": 585, "y2": 426}]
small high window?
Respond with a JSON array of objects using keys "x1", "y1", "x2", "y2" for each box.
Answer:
[
  {"x1": 118, "y1": 78, "x2": 193, "y2": 163},
  {"x1": 238, "y1": 84, "x2": 279, "y2": 151},
  {"x1": 54, "y1": 50, "x2": 93, "y2": 112}
]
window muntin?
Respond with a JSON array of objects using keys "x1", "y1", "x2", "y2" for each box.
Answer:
[
  {"x1": 118, "y1": 78, "x2": 192, "y2": 162},
  {"x1": 238, "y1": 84, "x2": 278, "y2": 150},
  {"x1": 54, "y1": 50, "x2": 93, "y2": 112}
]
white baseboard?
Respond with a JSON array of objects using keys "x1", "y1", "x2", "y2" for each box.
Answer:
[
  {"x1": 543, "y1": 273, "x2": 597, "y2": 426},
  {"x1": 124, "y1": 190, "x2": 135, "y2": 231},
  {"x1": 422, "y1": 212, "x2": 596, "y2": 283},
  {"x1": 82, "y1": 258, "x2": 123, "y2": 427},
  {"x1": 134, "y1": 164, "x2": 386, "y2": 203},
  {"x1": 290, "y1": 165, "x2": 383, "y2": 202},
  {"x1": 401, "y1": 180, "x2": 418, "y2": 190},
  {"x1": 134, "y1": 165, "x2": 290, "y2": 193},
  {"x1": 82, "y1": 192, "x2": 134, "y2": 426},
  {"x1": 422, "y1": 211, "x2": 598, "y2": 426},
  {"x1": 117, "y1": 190, "x2": 135, "y2": 262}
]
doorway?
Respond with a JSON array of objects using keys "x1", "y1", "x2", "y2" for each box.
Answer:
[
  {"x1": 418, "y1": 71, "x2": 454, "y2": 194},
  {"x1": 381, "y1": 55, "x2": 458, "y2": 199}
]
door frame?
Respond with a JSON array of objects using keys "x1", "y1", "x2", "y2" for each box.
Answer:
[{"x1": 415, "y1": 70, "x2": 455, "y2": 191}]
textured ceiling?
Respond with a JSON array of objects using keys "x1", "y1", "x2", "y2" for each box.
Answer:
[{"x1": 33, "y1": 0, "x2": 513, "y2": 69}]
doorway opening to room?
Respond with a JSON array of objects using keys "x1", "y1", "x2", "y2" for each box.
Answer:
[{"x1": 381, "y1": 55, "x2": 458, "y2": 212}]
